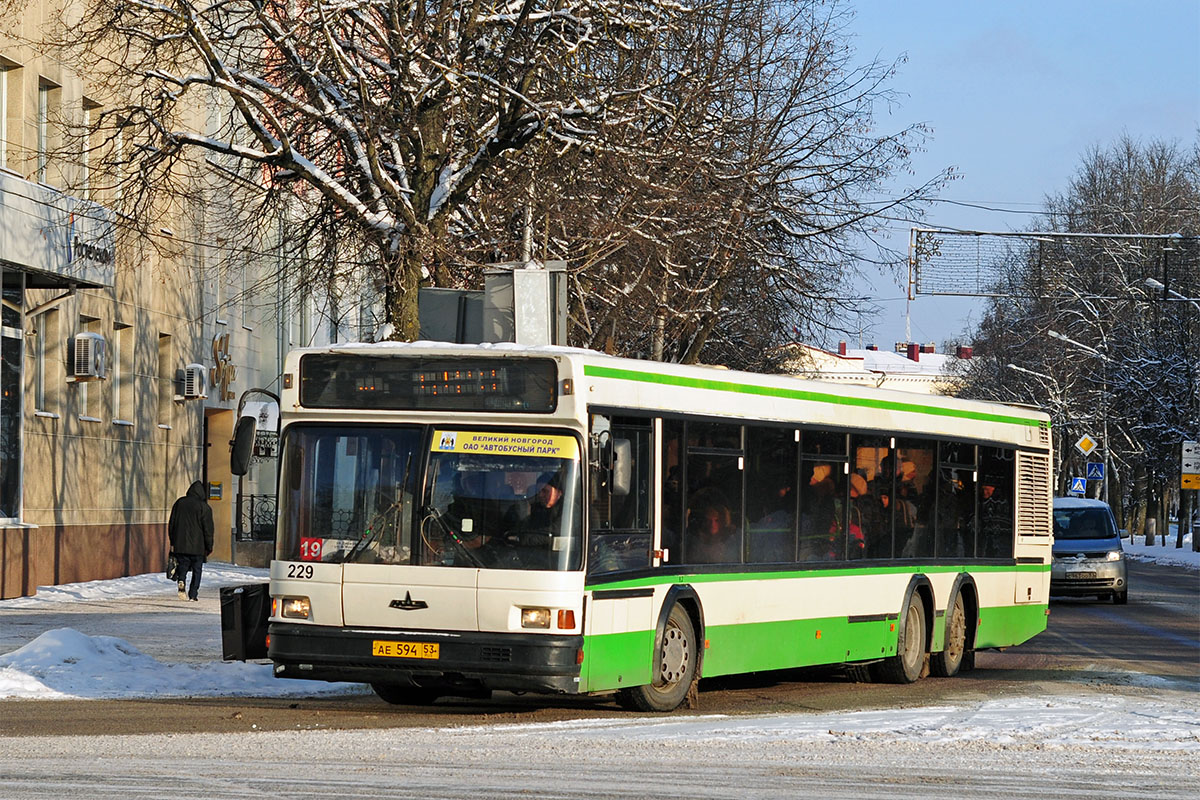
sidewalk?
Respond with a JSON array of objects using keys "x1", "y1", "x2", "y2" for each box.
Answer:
[{"x1": 0, "y1": 564, "x2": 268, "y2": 664}]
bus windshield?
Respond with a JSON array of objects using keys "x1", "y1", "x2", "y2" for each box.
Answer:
[
  {"x1": 420, "y1": 430, "x2": 583, "y2": 571},
  {"x1": 276, "y1": 424, "x2": 583, "y2": 571},
  {"x1": 277, "y1": 425, "x2": 421, "y2": 565}
]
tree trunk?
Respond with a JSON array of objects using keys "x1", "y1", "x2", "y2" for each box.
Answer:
[
  {"x1": 1131, "y1": 465, "x2": 1148, "y2": 543},
  {"x1": 1177, "y1": 489, "x2": 1190, "y2": 549},
  {"x1": 1158, "y1": 479, "x2": 1168, "y2": 546},
  {"x1": 382, "y1": 241, "x2": 423, "y2": 341}
]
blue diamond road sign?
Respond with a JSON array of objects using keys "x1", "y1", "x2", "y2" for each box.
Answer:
[
  {"x1": 1069, "y1": 477, "x2": 1087, "y2": 495},
  {"x1": 1086, "y1": 462, "x2": 1105, "y2": 480}
]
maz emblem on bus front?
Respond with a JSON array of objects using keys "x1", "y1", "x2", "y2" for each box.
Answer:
[{"x1": 389, "y1": 592, "x2": 429, "y2": 611}]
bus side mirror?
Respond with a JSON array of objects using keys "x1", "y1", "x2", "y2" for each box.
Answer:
[
  {"x1": 230, "y1": 416, "x2": 257, "y2": 476},
  {"x1": 610, "y1": 438, "x2": 632, "y2": 497}
]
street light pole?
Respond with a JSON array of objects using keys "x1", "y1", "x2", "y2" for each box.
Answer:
[
  {"x1": 1048, "y1": 329, "x2": 1110, "y2": 504},
  {"x1": 1145, "y1": 277, "x2": 1200, "y2": 313}
]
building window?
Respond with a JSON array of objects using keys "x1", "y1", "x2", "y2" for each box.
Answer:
[
  {"x1": 112, "y1": 322, "x2": 132, "y2": 423},
  {"x1": 291, "y1": 291, "x2": 308, "y2": 348},
  {"x1": 33, "y1": 309, "x2": 60, "y2": 415},
  {"x1": 77, "y1": 316, "x2": 102, "y2": 420},
  {"x1": 240, "y1": 256, "x2": 253, "y2": 329},
  {"x1": 37, "y1": 79, "x2": 60, "y2": 184},
  {"x1": 157, "y1": 332, "x2": 172, "y2": 426},
  {"x1": 81, "y1": 99, "x2": 100, "y2": 199},
  {"x1": 0, "y1": 64, "x2": 8, "y2": 171}
]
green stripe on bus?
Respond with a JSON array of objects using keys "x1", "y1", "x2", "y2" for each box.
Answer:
[
  {"x1": 975, "y1": 602, "x2": 1051, "y2": 649},
  {"x1": 580, "y1": 603, "x2": 1048, "y2": 692},
  {"x1": 583, "y1": 364, "x2": 1043, "y2": 427},
  {"x1": 585, "y1": 562, "x2": 1048, "y2": 593}
]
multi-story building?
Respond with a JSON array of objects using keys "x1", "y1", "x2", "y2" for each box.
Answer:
[{"x1": 0, "y1": 8, "x2": 360, "y2": 597}]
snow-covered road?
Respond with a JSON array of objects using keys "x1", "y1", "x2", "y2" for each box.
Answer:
[{"x1": 0, "y1": 537, "x2": 1195, "y2": 798}]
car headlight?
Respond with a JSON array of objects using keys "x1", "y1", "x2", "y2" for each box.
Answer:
[
  {"x1": 1106, "y1": 551, "x2": 1122, "y2": 562},
  {"x1": 280, "y1": 596, "x2": 311, "y2": 619}
]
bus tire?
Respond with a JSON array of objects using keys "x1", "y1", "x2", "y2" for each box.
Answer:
[
  {"x1": 371, "y1": 683, "x2": 441, "y2": 706},
  {"x1": 615, "y1": 604, "x2": 697, "y2": 712},
  {"x1": 874, "y1": 591, "x2": 927, "y2": 684},
  {"x1": 930, "y1": 589, "x2": 966, "y2": 677}
]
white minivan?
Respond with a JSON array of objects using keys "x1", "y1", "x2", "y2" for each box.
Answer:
[{"x1": 1050, "y1": 497, "x2": 1128, "y2": 604}]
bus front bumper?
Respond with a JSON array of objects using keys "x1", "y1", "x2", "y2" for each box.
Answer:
[{"x1": 268, "y1": 623, "x2": 583, "y2": 694}]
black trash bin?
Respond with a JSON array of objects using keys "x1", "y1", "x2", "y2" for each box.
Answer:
[{"x1": 220, "y1": 582, "x2": 270, "y2": 661}]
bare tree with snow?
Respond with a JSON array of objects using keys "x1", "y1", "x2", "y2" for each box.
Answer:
[
  {"x1": 460, "y1": 0, "x2": 947, "y2": 366},
  {"x1": 954, "y1": 136, "x2": 1200, "y2": 541},
  {"x1": 50, "y1": 0, "x2": 698, "y2": 338}
]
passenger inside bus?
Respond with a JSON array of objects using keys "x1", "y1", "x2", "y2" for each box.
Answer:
[
  {"x1": 800, "y1": 463, "x2": 841, "y2": 560},
  {"x1": 746, "y1": 476, "x2": 795, "y2": 563},
  {"x1": 521, "y1": 472, "x2": 565, "y2": 536},
  {"x1": 686, "y1": 488, "x2": 740, "y2": 564},
  {"x1": 848, "y1": 472, "x2": 882, "y2": 558}
]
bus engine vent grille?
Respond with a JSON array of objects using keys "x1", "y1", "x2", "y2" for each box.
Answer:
[
  {"x1": 1016, "y1": 451, "x2": 1052, "y2": 538},
  {"x1": 480, "y1": 646, "x2": 513, "y2": 663}
]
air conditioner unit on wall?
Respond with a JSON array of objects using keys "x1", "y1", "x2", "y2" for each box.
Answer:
[
  {"x1": 183, "y1": 363, "x2": 208, "y2": 399},
  {"x1": 72, "y1": 333, "x2": 108, "y2": 381}
]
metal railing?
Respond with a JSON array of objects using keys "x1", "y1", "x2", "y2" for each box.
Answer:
[{"x1": 236, "y1": 493, "x2": 277, "y2": 541}]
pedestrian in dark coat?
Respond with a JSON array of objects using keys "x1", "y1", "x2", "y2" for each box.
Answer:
[{"x1": 168, "y1": 480, "x2": 214, "y2": 601}]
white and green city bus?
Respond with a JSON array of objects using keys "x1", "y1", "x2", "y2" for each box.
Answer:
[{"x1": 239, "y1": 342, "x2": 1052, "y2": 711}]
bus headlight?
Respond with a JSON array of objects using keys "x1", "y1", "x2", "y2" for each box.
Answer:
[
  {"x1": 521, "y1": 607, "x2": 551, "y2": 629},
  {"x1": 281, "y1": 597, "x2": 311, "y2": 619}
]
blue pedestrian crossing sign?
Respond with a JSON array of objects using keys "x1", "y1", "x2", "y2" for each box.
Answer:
[
  {"x1": 1069, "y1": 476, "x2": 1087, "y2": 495},
  {"x1": 1086, "y1": 462, "x2": 1105, "y2": 480}
]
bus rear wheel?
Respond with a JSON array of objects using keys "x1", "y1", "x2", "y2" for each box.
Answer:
[
  {"x1": 930, "y1": 590, "x2": 967, "y2": 677},
  {"x1": 371, "y1": 683, "x2": 441, "y2": 706},
  {"x1": 616, "y1": 604, "x2": 696, "y2": 712},
  {"x1": 873, "y1": 592, "x2": 927, "y2": 684}
]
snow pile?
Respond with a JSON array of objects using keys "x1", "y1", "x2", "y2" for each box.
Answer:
[
  {"x1": 0, "y1": 628, "x2": 365, "y2": 700},
  {"x1": 1125, "y1": 526, "x2": 1198, "y2": 570}
]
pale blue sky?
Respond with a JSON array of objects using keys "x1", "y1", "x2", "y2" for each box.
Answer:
[{"x1": 840, "y1": 0, "x2": 1200, "y2": 350}]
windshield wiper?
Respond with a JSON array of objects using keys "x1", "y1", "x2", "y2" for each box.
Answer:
[
  {"x1": 344, "y1": 452, "x2": 413, "y2": 562},
  {"x1": 422, "y1": 505, "x2": 486, "y2": 568}
]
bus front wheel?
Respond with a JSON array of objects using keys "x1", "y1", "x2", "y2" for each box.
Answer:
[
  {"x1": 874, "y1": 592, "x2": 927, "y2": 684},
  {"x1": 616, "y1": 604, "x2": 697, "y2": 712}
]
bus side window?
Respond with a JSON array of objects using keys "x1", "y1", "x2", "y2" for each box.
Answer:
[
  {"x1": 978, "y1": 446, "x2": 1015, "y2": 558},
  {"x1": 745, "y1": 425, "x2": 798, "y2": 564},
  {"x1": 935, "y1": 441, "x2": 976, "y2": 559},
  {"x1": 588, "y1": 417, "x2": 653, "y2": 575},
  {"x1": 799, "y1": 430, "x2": 848, "y2": 562},
  {"x1": 894, "y1": 440, "x2": 935, "y2": 560},
  {"x1": 682, "y1": 423, "x2": 743, "y2": 565}
]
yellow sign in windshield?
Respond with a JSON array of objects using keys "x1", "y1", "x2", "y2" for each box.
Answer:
[{"x1": 432, "y1": 430, "x2": 579, "y2": 459}]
